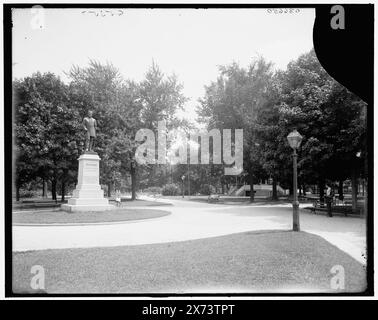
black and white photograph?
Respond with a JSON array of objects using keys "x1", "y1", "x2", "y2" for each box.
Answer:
[{"x1": 2, "y1": 2, "x2": 374, "y2": 302}]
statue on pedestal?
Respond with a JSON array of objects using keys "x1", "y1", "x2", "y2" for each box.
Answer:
[
  {"x1": 61, "y1": 110, "x2": 113, "y2": 212},
  {"x1": 82, "y1": 110, "x2": 97, "y2": 152}
]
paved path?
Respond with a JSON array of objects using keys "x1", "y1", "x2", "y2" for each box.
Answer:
[{"x1": 13, "y1": 197, "x2": 366, "y2": 264}]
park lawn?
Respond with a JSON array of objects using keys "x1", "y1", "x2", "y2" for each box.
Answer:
[
  {"x1": 13, "y1": 208, "x2": 170, "y2": 225},
  {"x1": 118, "y1": 199, "x2": 172, "y2": 206},
  {"x1": 13, "y1": 231, "x2": 366, "y2": 294},
  {"x1": 188, "y1": 197, "x2": 292, "y2": 206}
]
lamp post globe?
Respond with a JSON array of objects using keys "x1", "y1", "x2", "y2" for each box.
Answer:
[{"x1": 287, "y1": 129, "x2": 303, "y2": 150}]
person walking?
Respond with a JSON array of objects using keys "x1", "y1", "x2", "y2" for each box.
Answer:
[
  {"x1": 325, "y1": 184, "x2": 334, "y2": 217},
  {"x1": 115, "y1": 190, "x2": 122, "y2": 207}
]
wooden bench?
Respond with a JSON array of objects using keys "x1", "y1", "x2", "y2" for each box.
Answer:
[
  {"x1": 14, "y1": 201, "x2": 61, "y2": 210},
  {"x1": 310, "y1": 200, "x2": 335, "y2": 214},
  {"x1": 309, "y1": 199, "x2": 363, "y2": 216},
  {"x1": 208, "y1": 194, "x2": 220, "y2": 203}
]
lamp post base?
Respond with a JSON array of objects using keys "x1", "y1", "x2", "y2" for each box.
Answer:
[{"x1": 292, "y1": 201, "x2": 300, "y2": 231}]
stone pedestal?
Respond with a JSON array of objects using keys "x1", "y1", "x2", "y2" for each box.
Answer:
[{"x1": 61, "y1": 152, "x2": 113, "y2": 212}]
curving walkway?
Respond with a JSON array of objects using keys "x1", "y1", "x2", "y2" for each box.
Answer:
[{"x1": 12, "y1": 197, "x2": 366, "y2": 264}]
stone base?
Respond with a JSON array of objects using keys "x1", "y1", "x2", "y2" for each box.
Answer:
[
  {"x1": 61, "y1": 203, "x2": 114, "y2": 213},
  {"x1": 61, "y1": 152, "x2": 114, "y2": 213}
]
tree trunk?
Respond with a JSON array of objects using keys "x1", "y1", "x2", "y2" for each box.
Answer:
[
  {"x1": 249, "y1": 170, "x2": 254, "y2": 203},
  {"x1": 61, "y1": 171, "x2": 66, "y2": 202},
  {"x1": 338, "y1": 180, "x2": 344, "y2": 201},
  {"x1": 42, "y1": 178, "x2": 47, "y2": 198},
  {"x1": 272, "y1": 177, "x2": 278, "y2": 200},
  {"x1": 364, "y1": 104, "x2": 368, "y2": 217},
  {"x1": 351, "y1": 168, "x2": 358, "y2": 211},
  {"x1": 318, "y1": 179, "x2": 325, "y2": 204},
  {"x1": 131, "y1": 162, "x2": 137, "y2": 200},
  {"x1": 61, "y1": 180, "x2": 65, "y2": 202},
  {"x1": 51, "y1": 160, "x2": 57, "y2": 201},
  {"x1": 16, "y1": 183, "x2": 20, "y2": 201},
  {"x1": 107, "y1": 183, "x2": 112, "y2": 198},
  {"x1": 51, "y1": 178, "x2": 57, "y2": 201},
  {"x1": 364, "y1": 177, "x2": 368, "y2": 217}
]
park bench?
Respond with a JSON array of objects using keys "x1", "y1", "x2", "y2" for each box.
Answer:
[
  {"x1": 310, "y1": 199, "x2": 332, "y2": 214},
  {"x1": 309, "y1": 198, "x2": 362, "y2": 216},
  {"x1": 14, "y1": 200, "x2": 61, "y2": 210},
  {"x1": 208, "y1": 194, "x2": 220, "y2": 203}
]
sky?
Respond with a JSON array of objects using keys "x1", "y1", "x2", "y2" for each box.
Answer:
[{"x1": 12, "y1": 8, "x2": 315, "y2": 121}]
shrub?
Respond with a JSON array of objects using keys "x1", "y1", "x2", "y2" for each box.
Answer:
[
  {"x1": 144, "y1": 186, "x2": 162, "y2": 195},
  {"x1": 162, "y1": 184, "x2": 181, "y2": 196},
  {"x1": 199, "y1": 184, "x2": 216, "y2": 195},
  {"x1": 19, "y1": 189, "x2": 38, "y2": 198}
]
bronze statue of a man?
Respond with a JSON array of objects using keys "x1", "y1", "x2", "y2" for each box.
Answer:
[{"x1": 82, "y1": 110, "x2": 97, "y2": 152}]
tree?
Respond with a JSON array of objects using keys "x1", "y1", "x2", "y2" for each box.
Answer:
[
  {"x1": 255, "y1": 72, "x2": 290, "y2": 199},
  {"x1": 265, "y1": 49, "x2": 366, "y2": 207},
  {"x1": 14, "y1": 73, "x2": 82, "y2": 201},
  {"x1": 67, "y1": 61, "x2": 142, "y2": 198},
  {"x1": 198, "y1": 58, "x2": 274, "y2": 201},
  {"x1": 139, "y1": 62, "x2": 187, "y2": 129},
  {"x1": 136, "y1": 62, "x2": 187, "y2": 197}
]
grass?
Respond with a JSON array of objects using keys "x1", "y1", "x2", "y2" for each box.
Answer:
[
  {"x1": 117, "y1": 199, "x2": 172, "y2": 207},
  {"x1": 13, "y1": 231, "x2": 366, "y2": 294},
  {"x1": 13, "y1": 208, "x2": 170, "y2": 225},
  {"x1": 13, "y1": 198, "x2": 172, "y2": 210},
  {"x1": 195, "y1": 199, "x2": 287, "y2": 205},
  {"x1": 303, "y1": 205, "x2": 363, "y2": 216},
  {"x1": 186, "y1": 196, "x2": 294, "y2": 206}
]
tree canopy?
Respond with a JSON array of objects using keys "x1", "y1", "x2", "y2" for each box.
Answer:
[{"x1": 13, "y1": 50, "x2": 366, "y2": 206}]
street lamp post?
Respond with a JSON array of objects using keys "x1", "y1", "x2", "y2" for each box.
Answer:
[
  {"x1": 186, "y1": 139, "x2": 199, "y2": 199},
  {"x1": 187, "y1": 162, "x2": 190, "y2": 198},
  {"x1": 181, "y1": 175, "x2": 185, "y2": 198},
  {"x1": 287, "y1": 129, "x2": 303, "y2": 232}
]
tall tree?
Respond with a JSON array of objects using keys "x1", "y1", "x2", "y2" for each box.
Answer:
[
  {"x1": 14, "y1": 73, "x2": 82, "y2": 201},
  {"x1": 67, "y1": 61, "x2": 141, "y2": 198},
  {"x1": 139, "y1": 62, "x2": 186, "y2": 129},
  {"x1": 137, "y1": 62, "x2": 187, "y2": 197},
  {"x1": 198, "y1": 58, "x2": 274, "y2": 202},
  {"x1": 263, "y1": 49, "x2": 366, "y2": 207}
]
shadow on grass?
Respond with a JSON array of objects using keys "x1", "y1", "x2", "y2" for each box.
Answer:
[
  {"x1": 13, "y1": 208, "x2": 171, "y2": 225},
  {"x1": 12, "y1": 230, "x2": 366, "y2": 294}
]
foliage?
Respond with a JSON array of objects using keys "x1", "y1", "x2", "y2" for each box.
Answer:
[
  {"x1": 162, "y1": 183, "x2": 181, "y2": 196},
  {"x1": 13, "y1": 51, "x2": 366, "y2": 205},
  {"x1": 18, "y1": 189, "x2": 40, "y2": 198},
  {"x1": 197, "y1": 49, "x2": 366, "y2": 199},
  {"x1": 143, "y1": 186, "x2": 162, "y2": 195},
  {"x1": 197, "y1": 57, "x2": 275, "y2": 199},
  {"x1": 13, "y1": 72, "x2": 82, "y2": 200},
  {"x1": 275, "y1": 50, "x2": 366, "y2": 188},
  {"x1": 199, "y1": 184, "x2": 216, "y2": 195}
]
